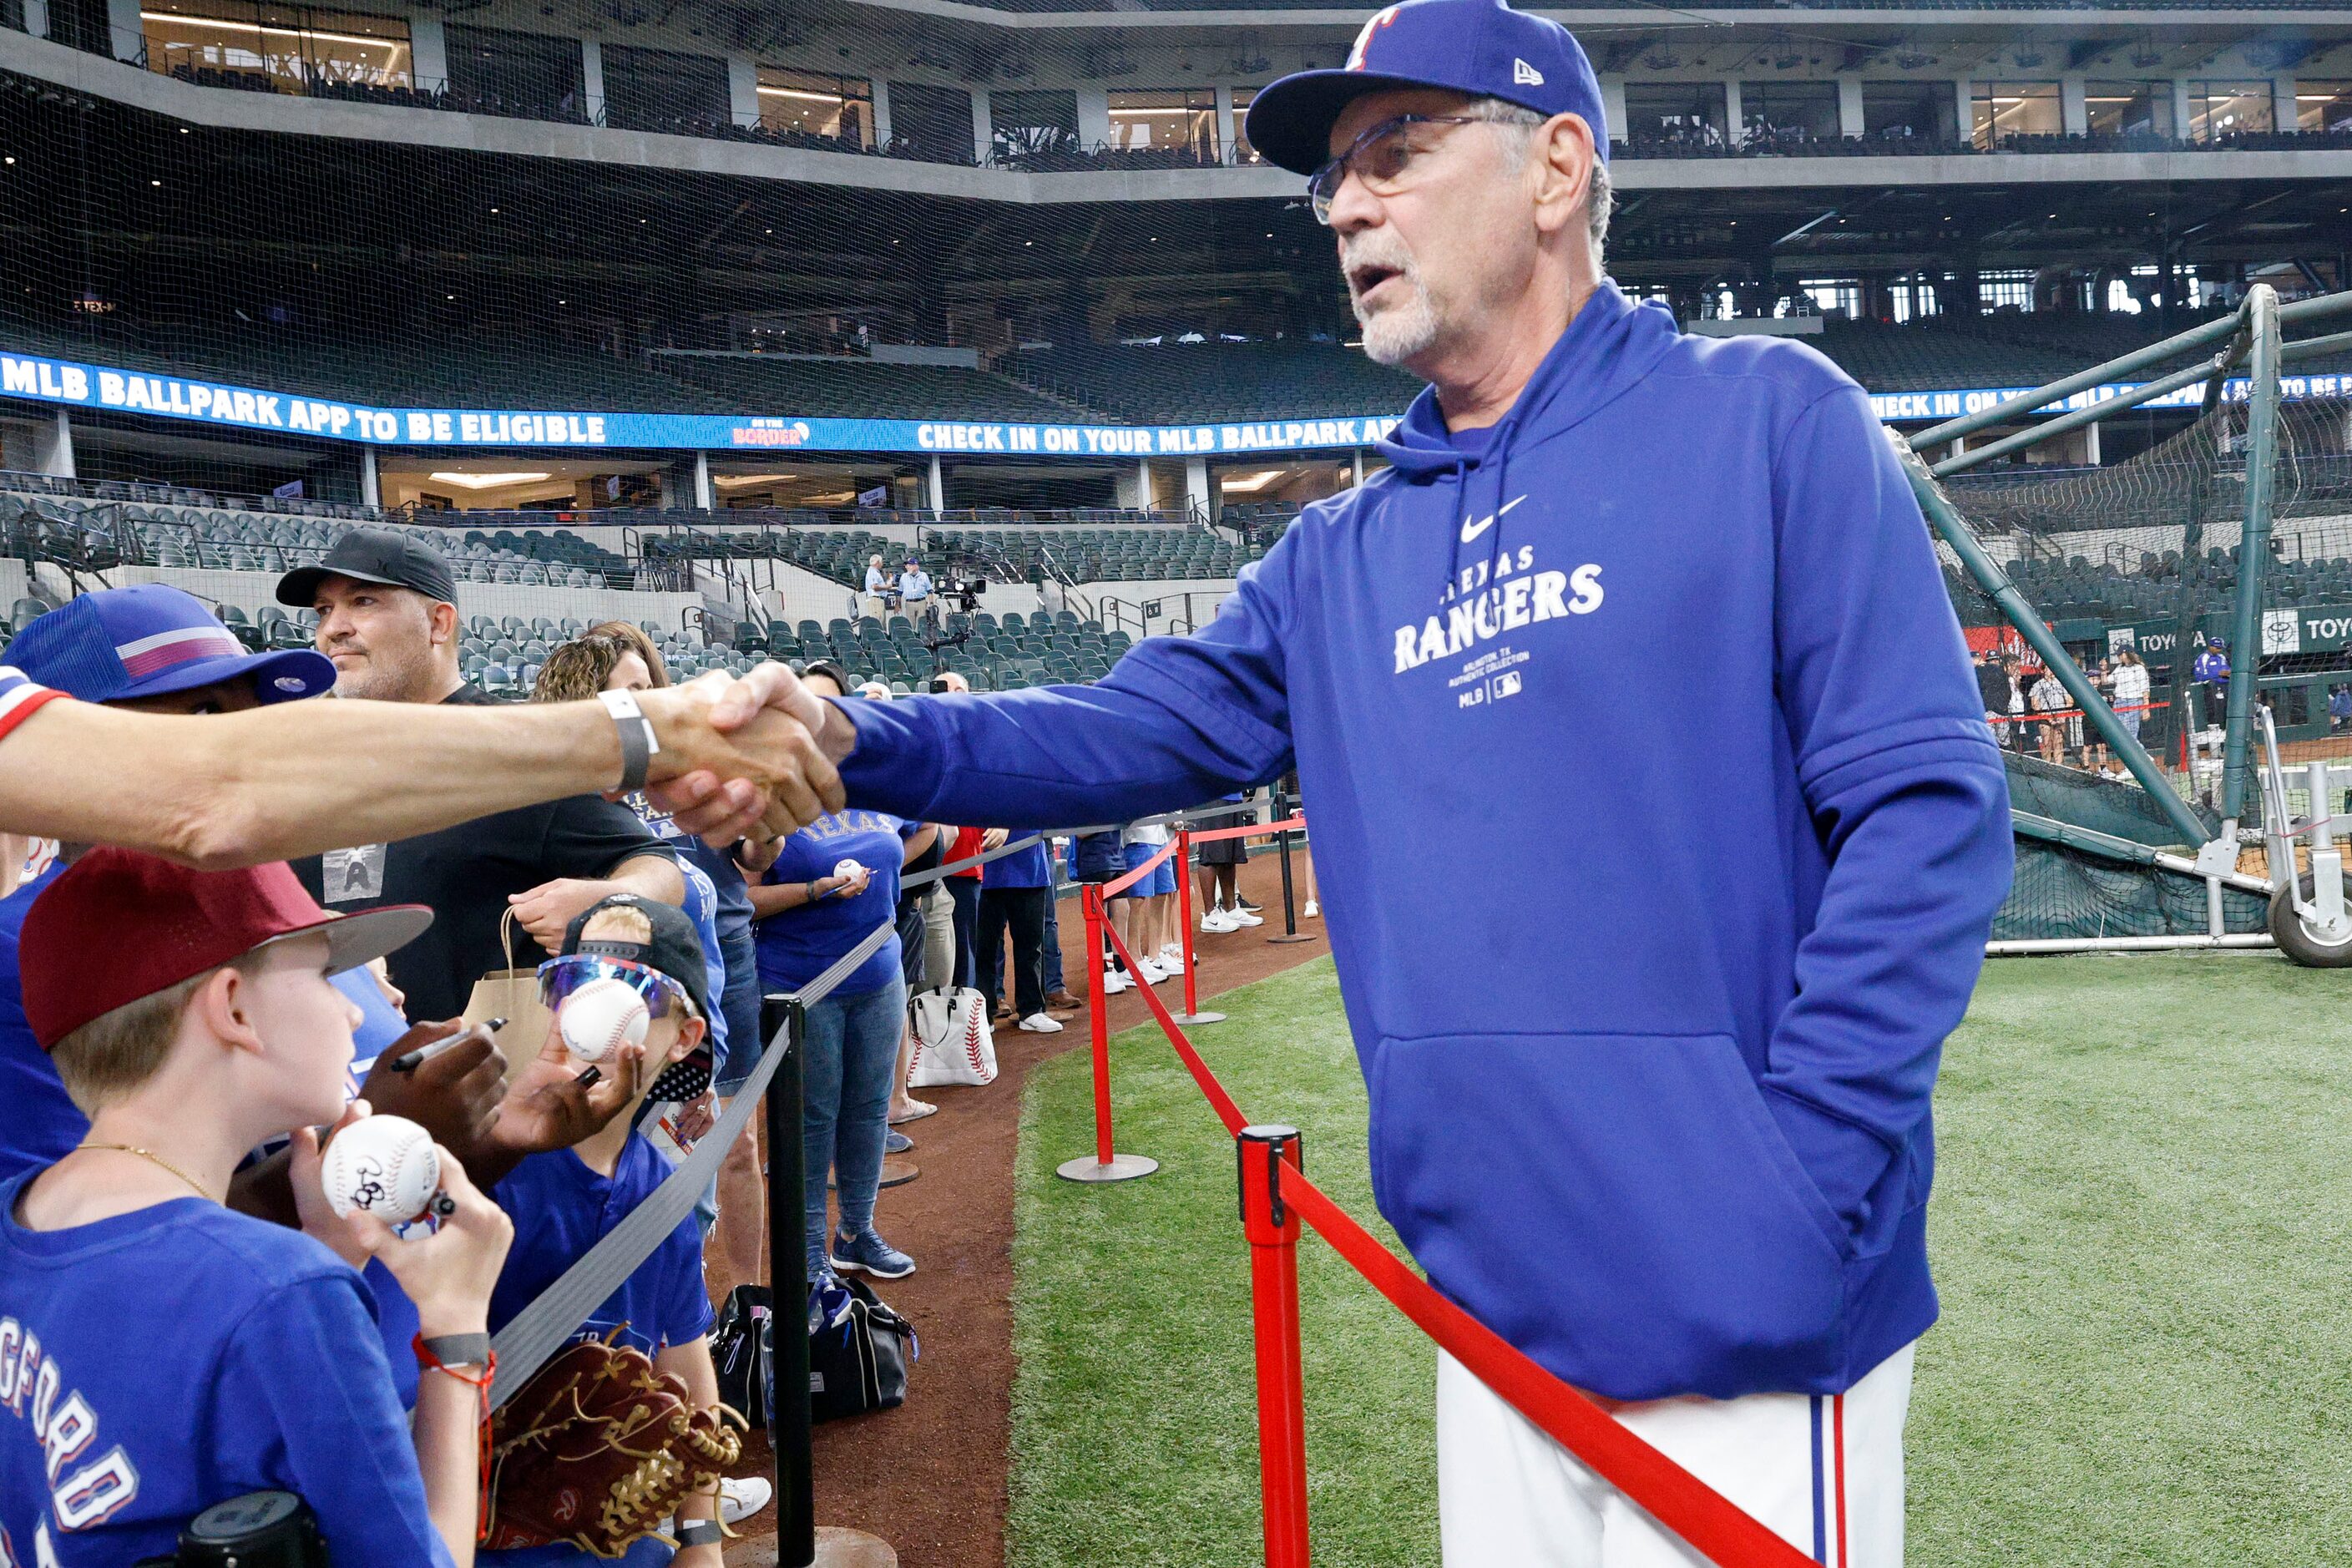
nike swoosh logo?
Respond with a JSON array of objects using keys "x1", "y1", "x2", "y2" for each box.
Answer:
[{"x1": 1459, "y1": 494, "x2": 1527, "y2": 544}]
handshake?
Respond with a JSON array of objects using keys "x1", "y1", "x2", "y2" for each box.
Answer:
[{"x1": 631, "y1": 663, "x2": 862, "y2": 847}]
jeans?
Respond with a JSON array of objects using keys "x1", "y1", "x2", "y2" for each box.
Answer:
[
  {"x1": 978, "y1": 886, "x2": 1049, "y2": 1019},
  {"x1": 944, "y1": 877, "x2": 982, "y2": 989},
  {"x1": 713, "y1": 921, "x2": 764, "y2": 1094},
  {"x1": 1042, "y1": 893, "x2": 1065, "y2": 993},
  {"x1": 800, "y1": 976, "x2": 908, "y2": 1274}
]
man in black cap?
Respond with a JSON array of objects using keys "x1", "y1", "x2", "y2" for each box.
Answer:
[{"x1": 278, "y1": 529, "x2": 685, "y2": 1023}]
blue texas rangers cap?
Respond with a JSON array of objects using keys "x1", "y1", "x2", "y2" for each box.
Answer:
[
  {"x1": 7, "y1": 584, "x2": 334, "y2": 706},
  {"x1": 1243, "y1": 0, "x2": 1609, "y2": 177}
]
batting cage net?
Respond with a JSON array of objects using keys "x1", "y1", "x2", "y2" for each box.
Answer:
[{"x1": 1921, "y1": 387, "x2": 2352, "y2": 939}]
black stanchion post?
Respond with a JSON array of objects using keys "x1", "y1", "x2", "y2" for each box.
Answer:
[
  {"x1": 762, "y1": 995, "x2": 817, "y2": 1568},
  {"x1": 1268, "y1": 787, "x2": 1313, "y2": 945}
]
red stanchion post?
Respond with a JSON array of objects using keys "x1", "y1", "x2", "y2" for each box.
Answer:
[
  {"x1": 1237, "y1": 1125, "x2": 1312, "y2": 1568},
  {"x1": 1173, "y1": 828, "x2": 1226, "y2": 1026},
  {"x1": 1057, "y1": 884, "x2": 1158, "y2": 1184}
]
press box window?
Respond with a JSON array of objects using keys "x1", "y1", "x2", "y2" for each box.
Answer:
[
  {"x1": 2298, "y1": 81, "x2": 2352, "y2": 133},
  {"x1": 1621, "y1": 82, "x2": 1728, "y2": 147},
  {"x1": 758, "y1": 68, "x2": 873, "y2": 147},
  {"x1": 142, "y1": 1, "x2": 410, "y2": 90},
  {"x1": 2188, "y1": 80, "x2": 2272, "y2": 139},
  {"x1": 1108, "y1": 89, "x2": 1218, "y2": 159},
  {"x1": 2085, "y1": 81, "x2": 2172, "y2": 138},
  {"x1": 1972, "y1": 83, "x2": 2060, "y2": 148},
  {"x1": 1862, "y1": 81, "x2": 1957, "y2": 142}
]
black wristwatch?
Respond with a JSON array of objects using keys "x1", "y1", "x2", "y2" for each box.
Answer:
[{"x1": 675, "y1": 1520, "x2": 723, "y2": 1549}]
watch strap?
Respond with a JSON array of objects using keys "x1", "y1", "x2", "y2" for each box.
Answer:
[
  {"x1": 597, "y1": 689, "x2": 660, "y2": 792},
  {"x1": 675, "y1": 1520, "x2": 723, "y2": 1548},
  {"x1": 418, "y1": 1332, "x2": 492, "y2": 1368}
]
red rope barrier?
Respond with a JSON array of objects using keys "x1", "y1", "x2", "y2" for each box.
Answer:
[
  {"x1": 1278, "y1": 1166, "x2": 1814, "y2": 1568},
  {"x1": 1100, "y1": 833, "x2": 1181, "y2": 899},
  {"x1": 1087, "y1": 917, "x2": 1821, "y2": 1568},
  {"x1": 1098, "y1": 916, "x2": 1250, "y2": 1136}
]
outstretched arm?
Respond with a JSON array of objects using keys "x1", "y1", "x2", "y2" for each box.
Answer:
[
  {"x1": 0, "y1": 666, "x2": 842, "y2": 867},
  {"x1": 793, "y1": 544, "x2": 1302, "y2": 828}
]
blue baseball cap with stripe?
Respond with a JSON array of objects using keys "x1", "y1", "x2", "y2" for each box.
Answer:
[
  {"x1": 8, "y1": 584, "x2": 335, "y2": 706},
  {"x1": 1242, "y1": 0, "x2": 1609, "y2": 177}
]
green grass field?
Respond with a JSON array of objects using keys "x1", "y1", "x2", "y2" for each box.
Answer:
[{"x1": 1007, "y1": 954, "x2": 2352, "y2": 1567}]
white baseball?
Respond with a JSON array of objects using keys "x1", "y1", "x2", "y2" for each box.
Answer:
[
  {"x1": 832, "y1": 858, "x2": 865, "y2": 884},
  {"x1": 320, "y1": 1115, "x2": 440, "y2": 1225},
  {"x1": 559, "y1": 976, "x2": 650, "y2": 1064}
]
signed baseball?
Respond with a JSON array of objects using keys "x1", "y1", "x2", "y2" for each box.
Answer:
[
  {"x1": 320, "y1": 1115, "x2": 440, "y2": 1224},
  {"x1": 559, "y1": 976, "x2": 650, "y2": 1064},
  {"x1": 832, "y1": 858, "x2": 865, "y2": 885}
]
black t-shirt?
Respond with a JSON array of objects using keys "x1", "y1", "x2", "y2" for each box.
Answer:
[{"x1": 291, "y1": 685, "x2": 676, "y2": 1022}]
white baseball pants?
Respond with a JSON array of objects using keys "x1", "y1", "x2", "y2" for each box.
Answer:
[{"x1": 1436, "y1": 1341, "x2": 1915, "y2": 1568}]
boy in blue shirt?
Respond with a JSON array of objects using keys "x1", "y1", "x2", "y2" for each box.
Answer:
[
  {"x1": 484, "y1": 894, "x2": 727, "y2": 1567},
  {"x1": 0, "y1": 848, "x2": 513, "y2": 1566}
]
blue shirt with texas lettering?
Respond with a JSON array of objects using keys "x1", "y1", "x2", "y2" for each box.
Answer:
[
  {"x1": 754, "y1": 811, "x2": 916, "y2": 998},
  {"x1": 0, "y1": 1175, "x2": 452, "y2": 1566},
  {"x1": 482, "y1": 1135, "x2": 712, "y2": 1568}
]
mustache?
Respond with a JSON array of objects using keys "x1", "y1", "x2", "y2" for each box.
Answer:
[{"x1": 1339, "y1": 235, "x2": 1419, "y2": 297}]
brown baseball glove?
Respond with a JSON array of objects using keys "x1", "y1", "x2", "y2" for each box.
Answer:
[{"x1": 484, "y1": 1332, "x2": 746, "y2": 1557}]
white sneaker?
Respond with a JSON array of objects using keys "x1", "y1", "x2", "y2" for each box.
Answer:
[
  {"x1": 1160, "y1": 943, "x2": 1186, "y2": 971},
  {"x1": 660, "y1": 1474, "x2": 772, "y2": 1535},
  {"x1": 1302, "y1": 899, "x2": 1320, "y2": 918},
  {"x1": 1019, "y1": 1012, "x2": 1064, "y2": 1033},
  {"x1": 1138, "y1": 958, "x2": 1169, "y2": 985},
  {"x1": 719, "y1": 1476, "x2": 773, "y2": 1525},
  {"x1": 1102, "y1": 965, "x2": 1131, "y2": 994},
  {"x1": 1200, "y1": 908, "x2": 1237, "y2": 933},
  {"x1": 1228, "y1": 907, "x2": 1264, "y2": 927}
]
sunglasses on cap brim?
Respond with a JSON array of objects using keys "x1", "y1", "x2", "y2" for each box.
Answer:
[{"x1": 537, "y1": 953, "x2": 699, "y2": 1019}]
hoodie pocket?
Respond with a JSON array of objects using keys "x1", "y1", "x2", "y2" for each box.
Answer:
[{"x1": 1368, "y1": 1030, "x2": 1849, "y2": 1399}]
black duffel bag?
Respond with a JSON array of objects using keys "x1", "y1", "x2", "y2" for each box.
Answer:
[
  {"x1": 808, "y1": 1273, "x2": 916, "y2": 1424},
  {"x1": 717, "y1": 1276, "x2": 916, "y2": 1428}
]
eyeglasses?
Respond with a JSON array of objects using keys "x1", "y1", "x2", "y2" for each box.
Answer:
[
  {"x1": 1307, "y1": 114, "x2": 1483, "y2": 225},
  {"x1": 538, "y1": 953, "x2": 698, "y2": 1019}
]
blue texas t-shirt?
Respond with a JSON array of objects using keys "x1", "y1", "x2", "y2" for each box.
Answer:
[
  {"x1": 754, "y1": 810, "x2": 918, "y2": 998},
  {"x1": 0, "y1": 1176, "x2": 453, "y2": 1566}
]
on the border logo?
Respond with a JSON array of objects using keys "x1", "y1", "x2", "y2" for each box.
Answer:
[{"x1": 731, "y1": 418, "x2": 811, "y2": 448}]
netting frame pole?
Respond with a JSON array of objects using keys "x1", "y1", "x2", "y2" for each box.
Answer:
[
  {"x1": 1058, "y1": 884, "x2": 1157, "y2": 1183},
  {"x1": 2218, "y1": 283, "x2": 2284, "y2": 829},
  {"x1": 1897, "y1": 441, "x2": 2212, "y2": 847},
  {"x1": 1237, "y1": 1124, "x2": 1312, "y2": 1568}
]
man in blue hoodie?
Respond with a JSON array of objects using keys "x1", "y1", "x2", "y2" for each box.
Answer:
[{"x1": 743, "y1": 2, "x2": 2011, "y2": 1560}]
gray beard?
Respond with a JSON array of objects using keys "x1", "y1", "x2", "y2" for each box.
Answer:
[{"x1": 1355, "y1": 276, "x2": 1442, "y2": 367}]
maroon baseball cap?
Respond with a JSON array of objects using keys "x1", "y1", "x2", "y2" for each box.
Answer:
[{"x1": 21, "y1": 848, "x2": 432, "y2": 1050}]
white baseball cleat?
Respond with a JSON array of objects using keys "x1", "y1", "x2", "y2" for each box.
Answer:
[
  {"x1": 1200, "y1": 907, "x2": 1237, "y2": 933},
  {"x1": 1137, "y1": 957, "x2": 1169, "y2": 985},
  {"x1": 1228, "y1": 907, "x2": 1264, "y2": 927},
  {"x1": 1159, "y1": 943, "x2": 1186, "y2": 971},
  {"x1": 1101, "y1": 965, "x2": 1131, "y2": 994},
  {"x1": 1019, "y1": 1012, "x2": 1064, "y2": 1033}
]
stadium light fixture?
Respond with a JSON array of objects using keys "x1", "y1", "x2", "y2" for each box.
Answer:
[
  {"x1": 1221, "y1": 469, "x2": 1291, "y2": 493},
  {"x1": 427, "y1": 471, "x2": 553, "y2": 489}
]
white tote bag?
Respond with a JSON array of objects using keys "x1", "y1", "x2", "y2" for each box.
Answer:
[{"x1": 907, "y1": 986, "x2": 999, "y2": 1088}]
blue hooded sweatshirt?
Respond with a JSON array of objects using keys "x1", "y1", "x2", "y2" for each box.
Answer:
[{"x1": 832, "y1": 282, "x2": 2012, "y2": 1402}]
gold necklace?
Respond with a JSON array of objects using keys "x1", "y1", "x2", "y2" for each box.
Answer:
[{"x1": 76, "y1": 1142, "x2": 220, "y2": 1204}]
